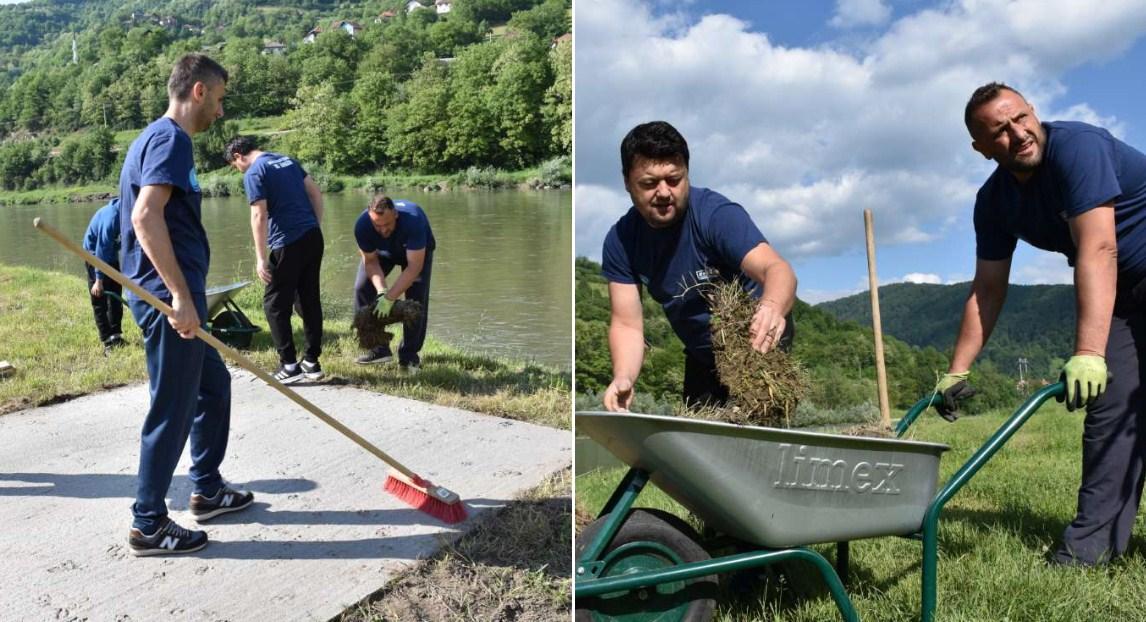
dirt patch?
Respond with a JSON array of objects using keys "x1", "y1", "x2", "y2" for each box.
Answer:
[{"x1": 338, "y1": 469, "x2": 571, "y2": 622}]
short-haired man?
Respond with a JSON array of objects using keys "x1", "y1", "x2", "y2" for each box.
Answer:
[
  {"x1": 601, "y1": 121, "x2": 797, "y2": 411},
  {"x1": 224, "y1": 136, "x2": 325, "y2": 384},
  {"x1": 353, "y1": 195, "x2": 435, "y2": 371},
  {"x1": 83, "y1": 198, "x2": 125, "y2": 354},
  {"x1": 119, "y1": 54, "x2": 253, "y2": 556},
  {"x1": 936, "y1": 82, "x2": 1146, "y2": 566}
]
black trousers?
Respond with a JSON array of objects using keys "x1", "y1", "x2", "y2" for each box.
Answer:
[
  {"x1": 87, "y1": 270, "x2": 123, "y2": 343},
  {"x1": 1055, "y1": 289, "x2": 1146, "y2": 564},
  {"x1": 682, "y1": 315, "x2": 795, "y2": 408},
  {"x1": 264, "y1": 227, "x2": 324, "y2": 365},
  {"x1": 353, "y1": 250, "x2": 433, "y2": 366}
]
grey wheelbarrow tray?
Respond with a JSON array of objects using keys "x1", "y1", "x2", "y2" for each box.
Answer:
[{"x1": 575, "y1": 382, "x2": 1067, "y2": 622}]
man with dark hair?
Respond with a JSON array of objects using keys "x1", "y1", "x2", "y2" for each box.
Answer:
[
  {"x1": 82, "y1": 198, "x2": 125, "y2": 354},
  {"x1": 936, "y1": 81, "x2": 1146, "y2": 566},
  {"x1": 119, "y1": 53, "x2": 252, "y2": 556},
  {"x1": 601, "y1": 120, "x2": 797, "y2": 411},
  {"x1": 353, "y1": 194, "x2": 435, "y2": 371},
  {"x1": 224, "y1": 135, "x2": 325, "y2": 384}
]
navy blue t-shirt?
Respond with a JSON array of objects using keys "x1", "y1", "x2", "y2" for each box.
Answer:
[
  {"x1": 354, "y1": 200, "x2": 436, "y2": 267},
  {"x1": 83, "y1": 199, "x2": 121, "y2": 280},
  {"x1": 601, "y1": 186, "x2": 768, "y2": 361},
  {"x1": 975, "y1": 121, "x2": 1146, "y2": 284},
  {"x1": 118, "y1": 117, "x2": 209, "y2": 298},
  {"x1": 242, "y1": 152, "x2": 318, "y2": 249}
]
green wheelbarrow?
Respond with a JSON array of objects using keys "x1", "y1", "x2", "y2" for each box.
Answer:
[
  {"x1": 102, "y1": 282, "x2": 262, "y2": 349},
  {"x1": 204, "y1": 281, "x2": 261, "y2": 348},
  {"x1": 575, "y1": 382, "x2": 1067, "y2": 622}
]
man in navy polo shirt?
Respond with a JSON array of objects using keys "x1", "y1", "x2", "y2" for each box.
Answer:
[
  {"x1": 353, "y1": 194, "x2": 435, "y2": 371},
  {"x1": 82, "y1": 198, "x2": 125, "y2": 354},
  {"x1": 935, "y1": 82, "x2": 1146, "y2": 566},
  {"x1": 118, "y1": 54, "x2": 253, "y2": 556},
  {"x1": 224, "y1": 136, "x2": 325, "y2": 384},
  {"x1": 601, "y1": 121, "x2": 797, "y2": 410}
]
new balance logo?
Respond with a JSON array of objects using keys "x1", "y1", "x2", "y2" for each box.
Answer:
[
  {"x1": 222, "y1": 494, "x2": 233, "y2": 506},
  {"x1": 160, "y1": 536, "x2": 180, "y2": 550}
]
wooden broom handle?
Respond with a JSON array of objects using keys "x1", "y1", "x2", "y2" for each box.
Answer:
[{"x1": 34, "y1": 217, "x2": 419, "y2": 480}]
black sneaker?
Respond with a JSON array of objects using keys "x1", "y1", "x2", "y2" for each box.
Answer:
[
  {"x1": 355, "y1": 347, "x2": 393, "y2": 365},
  {"x1": 128, "y1": 517, "x2": 208, "y2": 557},
  {"x1": 300, "y1": 359, "x2": 324, "y2": 380},
  {"x1": 190, "y1": 484, "x2": 254, "y2": 522},
  {"x1": 107, "y1": 334, "x2": 126, "y2": 348},
  {"x1": 273, "y1": 364, "x2": 303, "y2": 384}
]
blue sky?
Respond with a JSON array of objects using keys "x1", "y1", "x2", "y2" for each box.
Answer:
[{"x1": 574, "y1": 0, "x2": 1146, "y2": 302}]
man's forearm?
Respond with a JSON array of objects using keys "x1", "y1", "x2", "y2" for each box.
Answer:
[
  {"x1": 759, "y1": 260, "x2": 797, "y2": 315},
  {"x1": 134, "y1": 207, "x2": 190, "y2": 299},
  {"x1": 363, "y1": 258, "x2": 387, "y2": 293},
  {"x1": 608, "y1": 322, "x2": 645, "y2": 385},
  {"x1": 949, "y1": 289, "x2": 1002, "y2": 372},
  {"x1": 250, "y1": 210, "x2": 269, "y2": 263},
  {"x1": 1073, "y1": 246, "x2": 1117, "y2": 356}
]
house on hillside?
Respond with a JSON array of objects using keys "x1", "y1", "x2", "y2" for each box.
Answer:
[
  {"x1": 406, "y1": 0, "x2": 429, "y2": 13},
  {"x1": 375, "y1": 9, "x2": 397, "y2": 23},
  {"x1": 262, "y1": 41, "x2": 286, "y2": 55},
  {"x1": 331, "y1": 19, "x2": 363, "y2": 37},
  {"x1": 303, "y1": 27, "x2": 322, "y2": 43},
  {"x1": 435, "y1": 0, "x2": 453, "y2": 14}
]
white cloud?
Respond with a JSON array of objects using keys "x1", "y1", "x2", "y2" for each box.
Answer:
[
  {"x1": 831, "y1": 0, "x2": 892, "y2": 29},
  {"x1": 575, "y1": 0, "x2": 1146, "y2": 265},
  {"x1": 575, "y1": 184, "x2": 631, "y2": 261},
  {"x1": 902, "y1": 272, "x2": 943, "y2": 284},
  {"x1": 1011, "y1": 253, "x2": 1074, "y2": 285}
]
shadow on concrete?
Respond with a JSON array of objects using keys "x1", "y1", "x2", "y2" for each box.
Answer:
[{"x1": 0, "y1": 472, "x2": 318, "y2": 502}]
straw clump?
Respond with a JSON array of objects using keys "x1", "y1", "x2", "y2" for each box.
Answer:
[
  {"x1": 353, "y1": 299, "x2": 423, "y2": 350},
  {"x1": 685, "y1": 281, "x2": 809, "y2": 427}
]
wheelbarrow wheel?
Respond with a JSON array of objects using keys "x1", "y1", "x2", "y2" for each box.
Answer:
[
  {"x1": 576, "y1": 508, "x2": 717, "y2": 622},
  {"x1": 210, "y1": 310, "x2": 254, "y2": 349}
]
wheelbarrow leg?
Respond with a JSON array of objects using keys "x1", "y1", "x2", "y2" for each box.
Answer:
[
  {"x1": 836, "y1": 541, "x2": 849, "y2": 586},
  {"x1": 579, "y1": 467, "x2": 650, "y2": 573}
]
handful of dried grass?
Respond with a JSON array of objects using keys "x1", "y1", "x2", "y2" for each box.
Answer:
[
  {"x1": 682, "y1": 282, "x2": 808, "y2": 427},
  {"x1": 352, "y1": 299, "x2": 423, "y2": 350}
]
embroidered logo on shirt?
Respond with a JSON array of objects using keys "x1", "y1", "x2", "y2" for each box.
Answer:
[
  {"x1": 189, "y1": 167, "x2": 200, "y2": 192},
  {"x1": 694, "y1": 267, "x2": 720, "y2": 282}
]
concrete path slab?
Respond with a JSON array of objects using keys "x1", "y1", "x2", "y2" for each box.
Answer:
[{"x1": 0, "y1": 370, "x2": 571, "y2": 621}]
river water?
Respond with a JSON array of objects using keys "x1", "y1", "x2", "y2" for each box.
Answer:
[{"x1": 0, "y1": 189, "x2": 572, "y2": 369}]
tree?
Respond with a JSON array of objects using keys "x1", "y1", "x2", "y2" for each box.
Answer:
[
  {"x1": 542, "y1": 35, "x2": 571, "y2": 154},
  {"x1": 487, "y1": 33, "x2": 551, "y2": 167},
  {"x1": 384, "y1": 55, "x2": 452, "y2": 170},
  {"x1": 279, "y1": 82, "x2": 358, "y2": 172},
  {"x1": 506, "y1": 0, "x2": 569, "y2": 40}
]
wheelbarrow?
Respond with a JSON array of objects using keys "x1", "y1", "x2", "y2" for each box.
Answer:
[
  {"x1": 575, "y1": 382, "x2": 1067, "y2": 621},
  {"x1": 204, "y1": 281, "x2": 261, "y2": 348}
]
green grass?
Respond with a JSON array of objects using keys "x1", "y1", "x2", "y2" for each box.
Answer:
[
  {"x1": 0, "y1": 264, "x2": 569, "y2": 429},
  {"x1": 575, "y1": 409, "x2": 1146, "y2": 621}
]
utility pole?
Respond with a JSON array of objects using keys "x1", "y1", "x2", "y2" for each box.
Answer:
[{"x1": 1017, "y1": 357, "x2": 1029, "y2": 394}]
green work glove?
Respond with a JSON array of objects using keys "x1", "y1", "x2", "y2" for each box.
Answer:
[
  {"x1": 933, "y1": 371, "x2": 975, "y2": 422},
  {"x1": 1059, "y1": 355, "x2": 1108, "y2": 412},
  {"x1": 374, "y1": 293, "x2": 394, "y2": 317}
]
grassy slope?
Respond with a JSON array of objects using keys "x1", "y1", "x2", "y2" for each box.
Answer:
[
  {"x1": 575, "y1": 409, "x2": 1146, "y2": 622},
  {"x1": 0, "y1": 265, "x2": 569, "y2": 427}
]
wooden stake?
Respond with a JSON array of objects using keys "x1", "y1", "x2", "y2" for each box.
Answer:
[{"x1": 864, "y1": 209, "x2": 891, "y2": 429}]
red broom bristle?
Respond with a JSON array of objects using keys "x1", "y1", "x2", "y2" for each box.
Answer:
[{"x1": 383, "y1": 474, "x2": 468, "y2": 524}]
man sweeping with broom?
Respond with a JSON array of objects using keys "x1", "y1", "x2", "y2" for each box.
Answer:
[
  {"x1": 118, "y1": 54, "x2": 253, "y2": 555},
  {"x1": 600, "y1": 121, "x2": 798, "y2": 411}
]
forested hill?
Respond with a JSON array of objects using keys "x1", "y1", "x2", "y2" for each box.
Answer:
[
  {"x1": 0, "y1": 0, "x2": 571, "y2": 190},
  {"x1": 576, "y1": 258, "x2": 1021, "y2": 416},
  {"x1": 816, "y1": 282, "x2": 1075, "y2": 381}
]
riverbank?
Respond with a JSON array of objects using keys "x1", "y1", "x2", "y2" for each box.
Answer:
[
  {"x1": 0, "y1": 264, "x2": 570, "y2": 428},
  {"x1": 0, "y1": 158, "x2": 571, "y2": 206}
]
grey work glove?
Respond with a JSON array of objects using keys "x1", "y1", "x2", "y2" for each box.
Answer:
[{"x1": 934, "y1": 371, "x2": 976, "y2": 422}]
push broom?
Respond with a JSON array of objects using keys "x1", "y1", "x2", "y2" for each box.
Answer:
[{"x1": 35, "y1": 217, "x2": 467, "y2": 524}]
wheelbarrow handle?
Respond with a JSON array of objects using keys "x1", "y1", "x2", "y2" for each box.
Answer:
[{"x1": 895, "y1": 393, "x2": 943, "y2": 437}]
